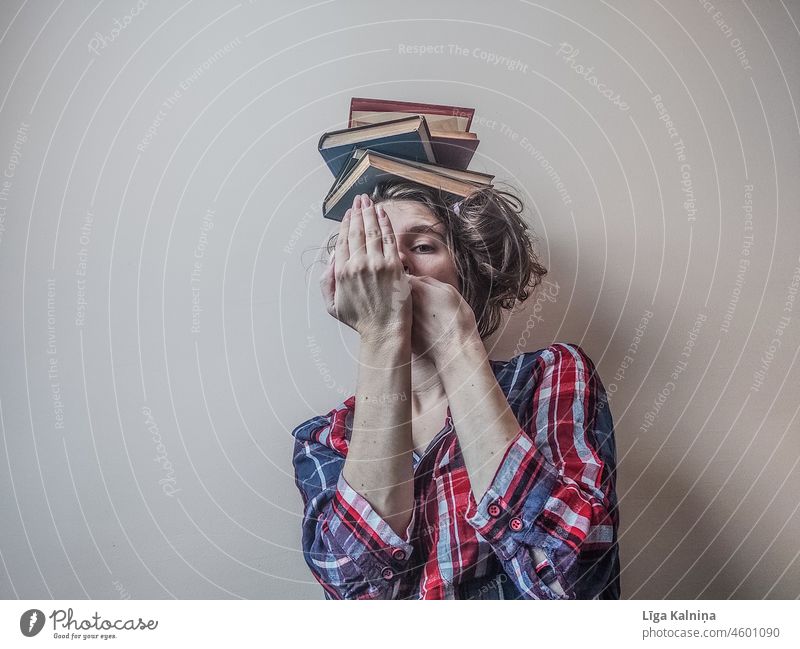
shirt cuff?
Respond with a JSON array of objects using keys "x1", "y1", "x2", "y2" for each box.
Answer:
[
  {"x1": 329, "y1": 471, "x2": 416, "y2": 583},
  {"x1": 464, "y1": 429, "x2": 559, "y2": 561}
]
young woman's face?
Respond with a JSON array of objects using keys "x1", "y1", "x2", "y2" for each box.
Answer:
[{"x1": 378, "y1": 200, "x2": 460, "y2": 291}]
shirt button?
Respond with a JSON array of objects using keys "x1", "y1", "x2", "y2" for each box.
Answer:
[
  {"x1": 381, "y1": 566, "x2": 394, "y2": 580},
  {"x1": 509, "y1": 516, "x2": 524, "y2": 532},
  {"x1": 391, "y1": 548, "x2": 406, "y2": 561},
  {"x1": 487, "y1": 503, "x2": 502, "y2": 518}
]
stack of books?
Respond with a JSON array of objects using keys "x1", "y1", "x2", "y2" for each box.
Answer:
[{"x1": 319, "y1": 98, "x2": 494, "y2": 221}]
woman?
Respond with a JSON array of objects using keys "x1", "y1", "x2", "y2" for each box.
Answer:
[{"x1": 292, "y1": 180, "x2": 620, "y2": 599}]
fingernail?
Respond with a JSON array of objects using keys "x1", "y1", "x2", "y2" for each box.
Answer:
[{"x1": 354, "y1": 196, "x2": 361, "y2": 208}]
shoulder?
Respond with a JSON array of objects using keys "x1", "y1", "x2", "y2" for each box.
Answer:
[
  {"x1": 291, "y1": 395, "x2": 355, "y2": 456},
  {"x1": 490, "y1": 343, "x2": 607, "y2": 426},
  {"x1": 492, "y1": 342, "x2": 605, "y2": 405},
  {"x1": 494, "y1": 342, "x2": 598, "y2": 381},
  {"x1": 539, "y1": 342, "x2": 598, "y2": 374}
]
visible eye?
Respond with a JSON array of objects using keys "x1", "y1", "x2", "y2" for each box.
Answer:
[{"x1": 412, "y1": 244, "x2": 435, "y2": 253}]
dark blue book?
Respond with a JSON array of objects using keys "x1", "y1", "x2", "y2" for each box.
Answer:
[
  {"x1": 322, "y1": 149, "x2": 493, "y2": 222},
  {"x1": 324, "y1": 147, "x2": 494, "y2": 203},
  {"x1": 318, "y1": 115, "x2": 436, "y2": 177}
]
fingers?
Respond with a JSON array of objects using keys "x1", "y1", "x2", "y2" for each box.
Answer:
[
  {"x1": 348, "y1": 195, "x2": 365, "y2": 257},
  {"x1": 376, "y1": 203, "x2": 400, "y2": 262},
  {"x1": 360, "y1": 194, "x2": 384, "y2": 258}
]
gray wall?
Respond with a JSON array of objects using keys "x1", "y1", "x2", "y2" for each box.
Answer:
[{"x1": 0, "y1": 0, "x2": 798, "y2": 599}]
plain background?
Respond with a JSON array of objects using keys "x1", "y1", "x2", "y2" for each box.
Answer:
[{"x1": 0, "y1": 0, "x2": 798, "y2": 599}]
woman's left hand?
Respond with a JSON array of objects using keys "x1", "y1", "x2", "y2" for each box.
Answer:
[{"x1": 407, "y1": 276, "x2": 480, "y2": 366}]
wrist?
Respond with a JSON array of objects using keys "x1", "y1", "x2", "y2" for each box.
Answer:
[
  {"x1": 433, "y1": 329, "x2": 485, "y2": 370},
  {"x1": 360, "y1": 326, "x2": 411, "y2": 350}
]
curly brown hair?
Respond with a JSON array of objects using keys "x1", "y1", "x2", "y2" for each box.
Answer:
[{"x1": 325, "y1": 179, "x2": 548, "y2": 340}]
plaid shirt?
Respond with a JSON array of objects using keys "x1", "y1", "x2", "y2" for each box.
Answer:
[{"x1": 291, "y1": 343, "x2": 620, "y2": 599}]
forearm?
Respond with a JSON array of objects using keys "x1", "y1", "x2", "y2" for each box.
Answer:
[
  {"x1": 437, "y1": 335, "x2": 522, "y2": 503},
  {"x1": 341, "y1": 332, "x2": 415, "y2": 537}
]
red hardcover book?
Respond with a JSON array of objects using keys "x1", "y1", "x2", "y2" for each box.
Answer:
[{"x1": 349, "y1": 97, "x2": 475, "y2": 130}]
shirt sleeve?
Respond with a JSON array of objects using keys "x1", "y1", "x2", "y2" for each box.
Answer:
[
  {"x1": 291, "y1": 406, "x2": 418, "y2": 599},
  {"x1": 463, "y1": 343, "x2": 620, "y2": 600}
]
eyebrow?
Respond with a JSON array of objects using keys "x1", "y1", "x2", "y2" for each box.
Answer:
[{"x1": 402, "y1": 223, "x2": 447, "y2": 243}]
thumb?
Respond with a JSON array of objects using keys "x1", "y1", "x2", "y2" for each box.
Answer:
[
  {"x1": 320, "y1": 257, "x2": 336, "y2": 310},
  {"x1": 407, "y1": 275, "x2": 428, "y2": 291}
]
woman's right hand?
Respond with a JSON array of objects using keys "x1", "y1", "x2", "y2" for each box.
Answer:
[{"x1": 319, "y1": 193, "x2": 412, "y2": 342}]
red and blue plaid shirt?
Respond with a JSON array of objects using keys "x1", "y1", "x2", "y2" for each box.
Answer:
[{"x1": 291, "y1": 342, "x2": 620, "y2": 599}]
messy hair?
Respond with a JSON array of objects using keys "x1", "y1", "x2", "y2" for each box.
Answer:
[{"x1": 325, "y1": 179, "x2": 548, "y2": 339}]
